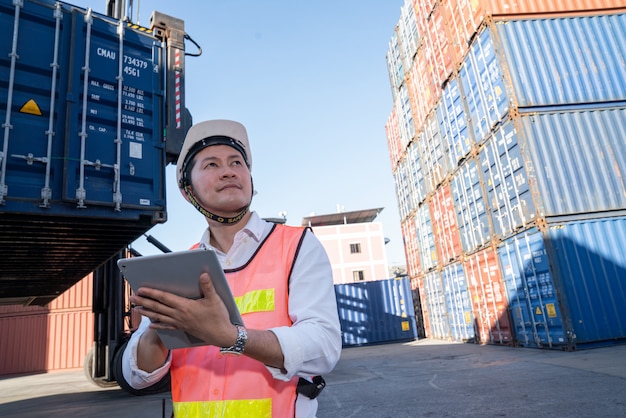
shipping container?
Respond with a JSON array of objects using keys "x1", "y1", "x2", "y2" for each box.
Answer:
[
  {"x1": 334, "y1": 278, "x2": 418, "y2": 347},
  {"x1": 386, "y1": 32, "x2": 404, "y2": 99},
  {"x1": 424, "y1": 4, "x2": 455, "y2": 86},
  {"x1": 429, "y1": 183, "x2": 463, "y2": 265},
  {"x1": 545, "y1": 216, "x2": 626, "y2": 347},
  {"x1": 451, "y1": 157, "x2": 491, "y2": 253},
  {"x1": 464, "y1": 248, "x2": 513, "y2": 345},
  {"x1": 422, "y1": 270, "x2": 452, "y2": 340},
  {"x1": 436, "y1": 75, "x2": 472, "y2": 172},
  {"x1": 480, "y1": 107, "x2": 626, "y2": 236},
  {"x1": 420, "y1": 111, "x2": 447, "y2": 193},
  {"x1": 385, "y1": 106, "x2": 402, "y2": 173},
  {"x1": 401, "y1": 216, "x2": 421, "y2": 278},
  {"x1": 441, "y1": 262, "x2": 475, "y2": 342},
  {"x1": 0, "y1": 0, "x2": 189, "y2": 305},
  {"x1": 499, "y1": 229, "x2": 570, "y2": 348},
  {"x1": 0, "y1": 276, "x2": 94, "y2": 375},
  {"x1": 396, "y1": 0, "x2": 420, "y2": 73},
  {"x1": 415, "y1": 203, "x2": 438, "y2": 273}
]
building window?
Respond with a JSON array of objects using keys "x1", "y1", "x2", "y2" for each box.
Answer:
[
  {"x1": 353, "y1": 270, "x2": 364, "y2": 281},
  {"x1": 349, "y1": 242, "x2": 361, "y2": 254}
]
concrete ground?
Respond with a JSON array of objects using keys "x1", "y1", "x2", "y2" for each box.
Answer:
[{"x1": 1, "y1": 338, "x2": 625, "y2": 417}]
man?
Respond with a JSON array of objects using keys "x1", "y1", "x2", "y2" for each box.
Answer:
[{"x1": 121, "y1": 119, "x2": 342, "y2": 417}]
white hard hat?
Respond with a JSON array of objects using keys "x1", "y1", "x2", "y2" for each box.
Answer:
[{"x1": 176, "y1": 119, "x2": 251, "y2": 188}]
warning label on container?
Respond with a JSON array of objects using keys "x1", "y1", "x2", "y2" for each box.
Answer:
[
  {"x1": 401, "y1": 321, "x2": 409, "y2": 332},
  {"x1": 19, "y1": 99, "x2": 42, "y2": 116},
  {"x1": 545, "y1": 303, "x2": 557, "y2": 318}
]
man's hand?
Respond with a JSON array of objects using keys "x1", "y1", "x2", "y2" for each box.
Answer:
[{"x1": 130, "y1": 272, "x2": 238, "y2": 348}]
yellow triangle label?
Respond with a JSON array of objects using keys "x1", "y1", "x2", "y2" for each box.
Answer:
[
  {"x1": 20, "y1": 99, "x2": 43, "y2": 116},
  {"x1": 535, "y1": 306, "x2": 543, "y2": 315}
]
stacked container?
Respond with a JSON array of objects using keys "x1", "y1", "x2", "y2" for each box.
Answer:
[{"x1": 386, "y1": 0, "x2": 626, "y2": 349}]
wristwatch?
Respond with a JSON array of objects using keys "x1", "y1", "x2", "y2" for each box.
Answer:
[{"x1": 220, "y1": 324, "x2": 247, "y2": 355}]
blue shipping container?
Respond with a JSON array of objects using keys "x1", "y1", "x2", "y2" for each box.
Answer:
[
  {"x1": 334, "y1": 278, "x2": 418, "y2": 347},
  {"x1": 499, "y1": 216, "x2": 626, "y2": 349},
  {"x1": 441, "y1": 262, "x2": 475, "y2": 342},
  {"x1": 480, "y1": 107, "x2": 626, "y2": 234},
  {"x1": 0, "y1": 0, "x2": 183, "y2": 304}
]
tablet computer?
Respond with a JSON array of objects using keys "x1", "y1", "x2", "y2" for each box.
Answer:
[{"x1": 117, "y1": 249, "x2": 243, "y2": 349}]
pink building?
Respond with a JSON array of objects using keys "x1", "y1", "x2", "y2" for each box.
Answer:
[{"x1": 302, "y1": 208, "x2": 390, "y2": 285}]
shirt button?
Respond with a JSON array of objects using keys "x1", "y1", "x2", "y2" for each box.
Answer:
[{"x1": 225, "y1": 260, "x2": 232, "y2": 266}]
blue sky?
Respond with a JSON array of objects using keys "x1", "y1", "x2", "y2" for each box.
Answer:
[{"x1": 93, "y1": 0, "x2": 407, "y2": 266}]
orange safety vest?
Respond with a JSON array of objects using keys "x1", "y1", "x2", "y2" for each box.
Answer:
[{"x1": 171, "y1": 224, "x2": 308, "y2": 417}]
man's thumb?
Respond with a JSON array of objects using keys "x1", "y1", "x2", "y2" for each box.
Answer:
[{"x1": 199, "y1": 272, "x2": 214, "y2": 297}]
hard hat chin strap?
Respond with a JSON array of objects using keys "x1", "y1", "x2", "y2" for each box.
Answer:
[{"x1": 183, "y1": 184, "x2": 250, "y2": 225}]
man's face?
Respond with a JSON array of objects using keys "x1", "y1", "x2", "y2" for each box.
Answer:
[{"x1": 188, "y1": 144, "x2": 252, "y2": 216}]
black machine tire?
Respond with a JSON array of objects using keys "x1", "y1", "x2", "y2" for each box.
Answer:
[
  {"x1": 83, "y1": 347, "x2": 120, "y2": 388},
  {"x1": 112, "y1": 340, "x2": 171, "y2": 396}
]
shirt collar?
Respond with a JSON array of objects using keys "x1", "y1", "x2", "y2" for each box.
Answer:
[{"x1": 199, "y1": 211, "x2": 264, "y2": 250}]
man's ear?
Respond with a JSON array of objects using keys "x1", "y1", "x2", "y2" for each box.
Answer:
[{"x1": 179, "y1": 186, "x2": 192, "y2": 203}]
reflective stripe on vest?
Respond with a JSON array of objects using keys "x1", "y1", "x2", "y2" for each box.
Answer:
[
  {"x1": 171, "y1": 224, "x2": 307, "y2": 418},
  {"x1": 173, "y1": 398, "x2": 271, "y2": 418}
]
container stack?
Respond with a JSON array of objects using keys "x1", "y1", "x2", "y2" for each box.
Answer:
[{"x1": 385, "y1": 0, "x2": 626, "y2": 349}]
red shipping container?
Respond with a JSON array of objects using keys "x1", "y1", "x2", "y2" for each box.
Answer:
[
  {"x1": 386, "y1": 106, "x2": 403, "y2": 173},
  {"x1": 429, "y1": 183, "x2": 463, "y2": 265},
  {"x1": 441, "y1": 0, "x2": 484, "y2": 66},
  {"x1": 402, "y1": 215, "x2": 422, "y2": 278},
  {"x1": 464, "y1": 247, "x2": 514, "y2": 344},
  {"x1": 424, "y1": 5, "x2": 455, "y2": 87}
]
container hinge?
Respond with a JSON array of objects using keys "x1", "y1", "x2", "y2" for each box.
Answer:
[
  {"x1": 113, "y1": 19, "x2": 125, "y2": 213},
  {"x1": 77, "y1": 9, "x2": 94, "y2": 208},
  {"x1": 0, "y1": 0, "x2": 24, "y2": 205},
  {"x1": 39, "y1": 2, "x2": 64, "y2": 208}
]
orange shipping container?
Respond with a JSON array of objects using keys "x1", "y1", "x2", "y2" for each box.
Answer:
[
  {"x1": 429, "y1": 183, "x2": 463, "y2": 265},
  {"x1": 0, "y1": 275, "x2": 94, "y2": 376},
  {"x1": 464, "y1": 248, "x2": 513, "y2": 345}
]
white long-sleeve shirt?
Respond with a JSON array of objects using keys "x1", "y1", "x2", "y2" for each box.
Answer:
[{"x1": 122, "y1": 212, "x2": 342, "y2": 417}]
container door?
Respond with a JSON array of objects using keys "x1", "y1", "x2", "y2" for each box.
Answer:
[
  {"x1": 464, "y1": 248, "x2": 513, "y2": 345},
  {"x1": 0, "y1": 0, "x2": 70, "y2": 207},
  {"x1": 441, "y1": 262, "x2": 475, "y2": 342},
  {"x1": 63, "y1": 8, "x2": 164, "y2": 212},
  {"x1": 498, "y1": 229, "x2": 568, "y2": 348},
  {"x1": 423, "y1": 270, "x2": 451, "y2": 340}
]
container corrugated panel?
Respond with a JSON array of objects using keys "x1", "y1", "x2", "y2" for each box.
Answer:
[
  {"x1": 393, "y1": 159, "x2": 412, "y2": 221},
  {"x1": 397, "y1": 0, "x2": 421, "y2": 73},
  {"x1": 442, "y1": 262, "x2": 475, "y2": 341},
  {"x1": 386, "y1": 32, "x2": 404, "y2": 96},
  {"x1": 483, "y1": 0, "x2": 626, "y2": 17},
  {"x1": 546, "y1": 216, "x2": 626, "y2": 346},
  {"x1": 423, "y1": 270, "x2": 452, "y2": 339},
  {"x1": 478, "y1": 120, "x2": 535, "y2": 237},
  {"x1": 498, "y1": 228, "x2": 568, "y2": 348},
  {"x1": 424, "y1": 4, "x2": 455, "y2": 86},
  {"x1": 412, "y1": 277, "x2": 432, "y2": 338},
  {"x1": 437, "y1": 75, "x2": 472, "y2": 171},
  {"x1": 396, "y1": 84, "x2": 415, "y2": 150},
  {"x1": 402, "y1": 216, "x2": 422, "y2": 277},
  {"x1": 458, "y1": 26, "x2": 509, "y2": 144},
  {"x1": 385, "y1": 107, "x2": 402, "y2": 172},
  {"x1": 406, "y1": 58, "x2": 429, "y2": 134},
  {"x1": 441, "y1": 0, "x2": 484, "y2": 66},
  {"x1": 451, "y1": 157, "x2": 491, "y2": 253},
  {"x1": 516, "y1": 107, "x2": 626, "y2": 217},
  {"x1": 415, "y1": 203, "x2": 438, "y2": 273},
  {"x1": 495, "y1": 13, "x2": 626, "y2": 108},
  {"x1": 464, "y1": 248, "x2": 514, "y2": 344},
  {"x1": 0, "y1": 0, "x2": 167, "y2": 304},
  {"x1": 420, "y1": 111, "x2": 447, "y2": 193},
  {"x1": 407, "y1": 141, "x2": 426, "y2": 205},
  {"x1": 429, "y1": 183, "x2": 463, "y2": 265},
  {"x1": 334, "y1": 278, "x2": 418, "y2": 347}
]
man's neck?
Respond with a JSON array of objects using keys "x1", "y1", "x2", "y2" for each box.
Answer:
[{"x1": 207, "y1": 211, "x2": 252, "y2": 254}]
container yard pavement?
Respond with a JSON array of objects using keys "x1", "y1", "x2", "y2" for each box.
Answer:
[{"x1": 1, "y1": 338, "x2": 625, "y2": 417}]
